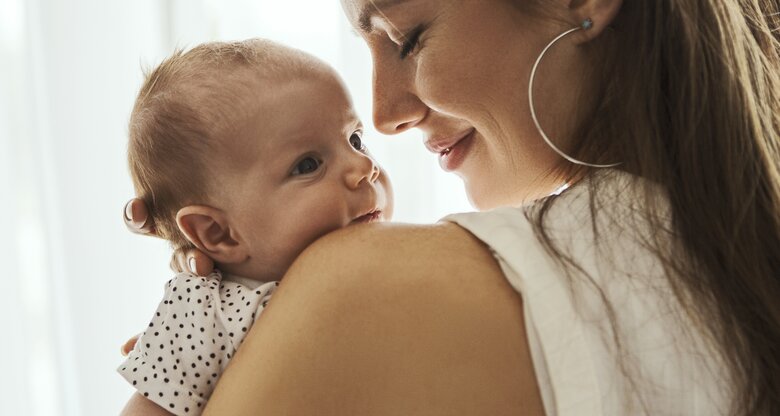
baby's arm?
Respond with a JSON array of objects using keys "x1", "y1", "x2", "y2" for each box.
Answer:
[
  {"x1": 117, "y1": 272, "x2": 277, "y2": 415},
  {"x1": 120, "y1": 393, "x2": 174, "y2": 416},
  {"x1": 118, "y1": 273, "x2": 226, "y2": 414}
]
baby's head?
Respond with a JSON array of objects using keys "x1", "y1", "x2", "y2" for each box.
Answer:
[{"x1": 129, "y1": 39, "x2": 393, "y2": 281}]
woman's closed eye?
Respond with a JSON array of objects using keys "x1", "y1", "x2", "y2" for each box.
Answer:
[
  {"x1": 398, "y1": 25, "x2": 424, "y2": 59},
  {"x1": 291, "y1": 156, "x2": 322, "y2": 176}
]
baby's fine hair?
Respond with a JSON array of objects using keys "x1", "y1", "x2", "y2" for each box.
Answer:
[{"x1": 128, "y1": 39, "x2": 326, "y2": 249}]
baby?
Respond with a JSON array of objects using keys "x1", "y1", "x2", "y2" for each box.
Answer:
[{"x1": 118, "y1": 39, "x2": 392, "y2": 415}]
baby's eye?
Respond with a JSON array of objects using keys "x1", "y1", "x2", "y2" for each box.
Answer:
[
  {"x1": 349, "y1": 132, "x2": 365, "y2": 152},
  {"x1": 291, "y1": 157, "x2": 321, "y2": 176}
]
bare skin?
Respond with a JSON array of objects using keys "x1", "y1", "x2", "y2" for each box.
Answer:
[{"x1": 204, "y1": 223, "x2": 544, "y2": 415}]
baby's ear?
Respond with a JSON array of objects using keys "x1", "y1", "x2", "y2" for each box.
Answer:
[{"x1": 176, "y1": 205, "x2": 247, "y2": 265}]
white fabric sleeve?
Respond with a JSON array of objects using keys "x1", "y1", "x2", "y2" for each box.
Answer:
[{"x1": 117, "y1": 271, "x2": 277, "y2": 415}]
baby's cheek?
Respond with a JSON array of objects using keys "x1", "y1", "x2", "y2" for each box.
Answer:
[
  {"x1": 290, "y1": 202, "x2": 344, "y2": 241},
  {"x1": 266, "y1": 190, "x2": 348, "y2": 260},
  {"x1": 378, "y1": 173, "x2": 394, "y2": 220}
]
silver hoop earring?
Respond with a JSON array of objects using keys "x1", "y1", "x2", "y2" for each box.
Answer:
[{"x1": 528, "y1": 18, "x2": 621, "y2": 168}]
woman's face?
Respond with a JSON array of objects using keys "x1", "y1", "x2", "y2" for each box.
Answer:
[{"x1": 342, "y1": 0, "x2": 594, "y2": 209}]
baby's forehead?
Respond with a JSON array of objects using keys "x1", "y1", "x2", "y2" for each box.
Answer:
[
  {"x1": 224, "y1": 65, "x2": 350, "y2": 131},
  {"x1": 176, "y1": 39, "x2": 337, "y2": 104},
  {"x1": 186, "y1": 57, "x2": 338, "y2": 133},
  {"x1": 213, "y1": 54, "x2": 344, "y2": 118},
  {"x1": 210, "y1": 68, "x2": 357, "y2": 167},
  {"x1": 234, "y1": 41, "x2": 337, "y2": 86}
]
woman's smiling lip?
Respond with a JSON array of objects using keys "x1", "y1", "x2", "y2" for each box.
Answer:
[
  {"x1": 432, "y1": 128, "x2": 477, "y2": 172},
  {"x1": 424, "y1": 128, "x2": 476, "y2": 155}
]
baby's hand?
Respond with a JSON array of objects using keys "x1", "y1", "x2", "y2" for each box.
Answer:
[
  {"x1": 170, "y1": 247, "x2": 215, "y2": 276},
  {"x1": 123, "y1": 198, "x2": 215, "y2": 276},
  {"x1": 124, "y1": 198, "x2": 157, "y2": 236},
  {"x1": 120, "y1": 334, "x2": 139, "y2": 356}
]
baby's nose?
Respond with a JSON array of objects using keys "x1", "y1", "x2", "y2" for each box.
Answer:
[{"x1": 345, "y1": 153, "x2": 380, "y2": 189}]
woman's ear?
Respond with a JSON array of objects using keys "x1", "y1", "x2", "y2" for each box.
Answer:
[
  {"x1": 176, "y1": 205, "x2": 248, "y2": 265},
  {"x1": 568, "y1": 0, "x2": 623, "y2": 42}
]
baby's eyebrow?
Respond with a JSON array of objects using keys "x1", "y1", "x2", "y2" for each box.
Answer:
[{"x1": 358, "y1": 0, "x2": 405, "y2": 33}]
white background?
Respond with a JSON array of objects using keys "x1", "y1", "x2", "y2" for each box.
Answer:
[{"x1": 0, "y1": 0, "x2": 473, "y2": 414}]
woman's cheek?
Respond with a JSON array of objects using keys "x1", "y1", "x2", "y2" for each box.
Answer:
[{"x1": 415, "y1": 53, "x2": 486, "y2": 121}]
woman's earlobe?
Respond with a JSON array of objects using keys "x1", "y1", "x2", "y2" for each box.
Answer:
[
  {"x1": 176, "y1": 205, "x2": 247, "y2": 264},
  {"x1": 568, "y1": 0, "x2": 623, "y2": 42}
]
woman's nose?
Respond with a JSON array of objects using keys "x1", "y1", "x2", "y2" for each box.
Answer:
[
  {"x1": 372, "y1": 59, "x2": 428, "y2": 135},
  {"x1": 345, "y1": 152, "x2": 380, "y2": 190}
]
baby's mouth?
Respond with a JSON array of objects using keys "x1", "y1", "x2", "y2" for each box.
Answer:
[{"x1": 352, "y1": 210, "x2": 382, "y2": 224}]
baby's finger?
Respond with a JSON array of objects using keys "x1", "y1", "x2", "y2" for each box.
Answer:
[
  {"x1": 121, "y1": 334, "x2": 141, "y2": 356},
  {"x1": 124, "y1": 199, "x2": 158, "y2": 236},
  {"x1": 170, "y1": 248, "x2": 214, "y2": 276},
  {"x1": 187, "y1": 249, "x2": 215, "y2": 277}
]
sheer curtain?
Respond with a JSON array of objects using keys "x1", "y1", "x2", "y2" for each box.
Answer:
[{"x1": 0, "y1": 1, "x2": 471, "y2": 415}]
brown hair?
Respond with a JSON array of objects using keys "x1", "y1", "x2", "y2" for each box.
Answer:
[
  {"x1": 128, "y1": 39, "x2": 325, "y2": 249},
  {"x1": 528, "y1": 1, "x2": 780, "y2": 414}
]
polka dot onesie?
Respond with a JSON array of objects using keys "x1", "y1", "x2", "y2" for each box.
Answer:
[{"x1": 118, "y1": 271, "x2": 277, "y2": 415}]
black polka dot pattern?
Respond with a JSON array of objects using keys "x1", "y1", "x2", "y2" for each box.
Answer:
[{"x1": 118, "y1": 271, "x2": 277, "y2": 415}]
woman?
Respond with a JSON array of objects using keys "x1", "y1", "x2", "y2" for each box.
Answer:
[{"x1": 123, "y1": 0, "x2": 780, "y2": 414}]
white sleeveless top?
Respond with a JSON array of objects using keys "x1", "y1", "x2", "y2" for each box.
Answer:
[{"x1": 443, "y1": 170, "x2": 732, "y2": 416}]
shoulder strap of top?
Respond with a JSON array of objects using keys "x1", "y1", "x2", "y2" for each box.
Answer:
[{"x1": 443, "y1": 202, "x2": 605, "y2": 416}]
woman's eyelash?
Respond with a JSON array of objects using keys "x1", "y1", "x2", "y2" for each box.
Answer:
[{"x1": 399, "y1": 26, "x2": 424, "y2": 59}]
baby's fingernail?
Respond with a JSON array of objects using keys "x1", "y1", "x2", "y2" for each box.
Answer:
[
  {"x1": 124, "y1": 200, "x2": 135, "y2": 222},
  {"x1": 188, "y1": 257, "x2": 197, "y2": 274},
  {"x1": 126, "y1": 200, "x2": 147, "y2": 228}
]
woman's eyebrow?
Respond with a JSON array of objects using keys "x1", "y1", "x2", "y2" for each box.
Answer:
[{"x1": 359, "y1": 0, "x2": 404, "y2": 32}]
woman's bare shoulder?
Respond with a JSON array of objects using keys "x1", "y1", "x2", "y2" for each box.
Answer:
[
  {"x1": 286, "y1": 222, "x2": 495, "y2": 284},
  {"x1": 204, "y1": 222, "x2": 544, "y2": 416}
]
